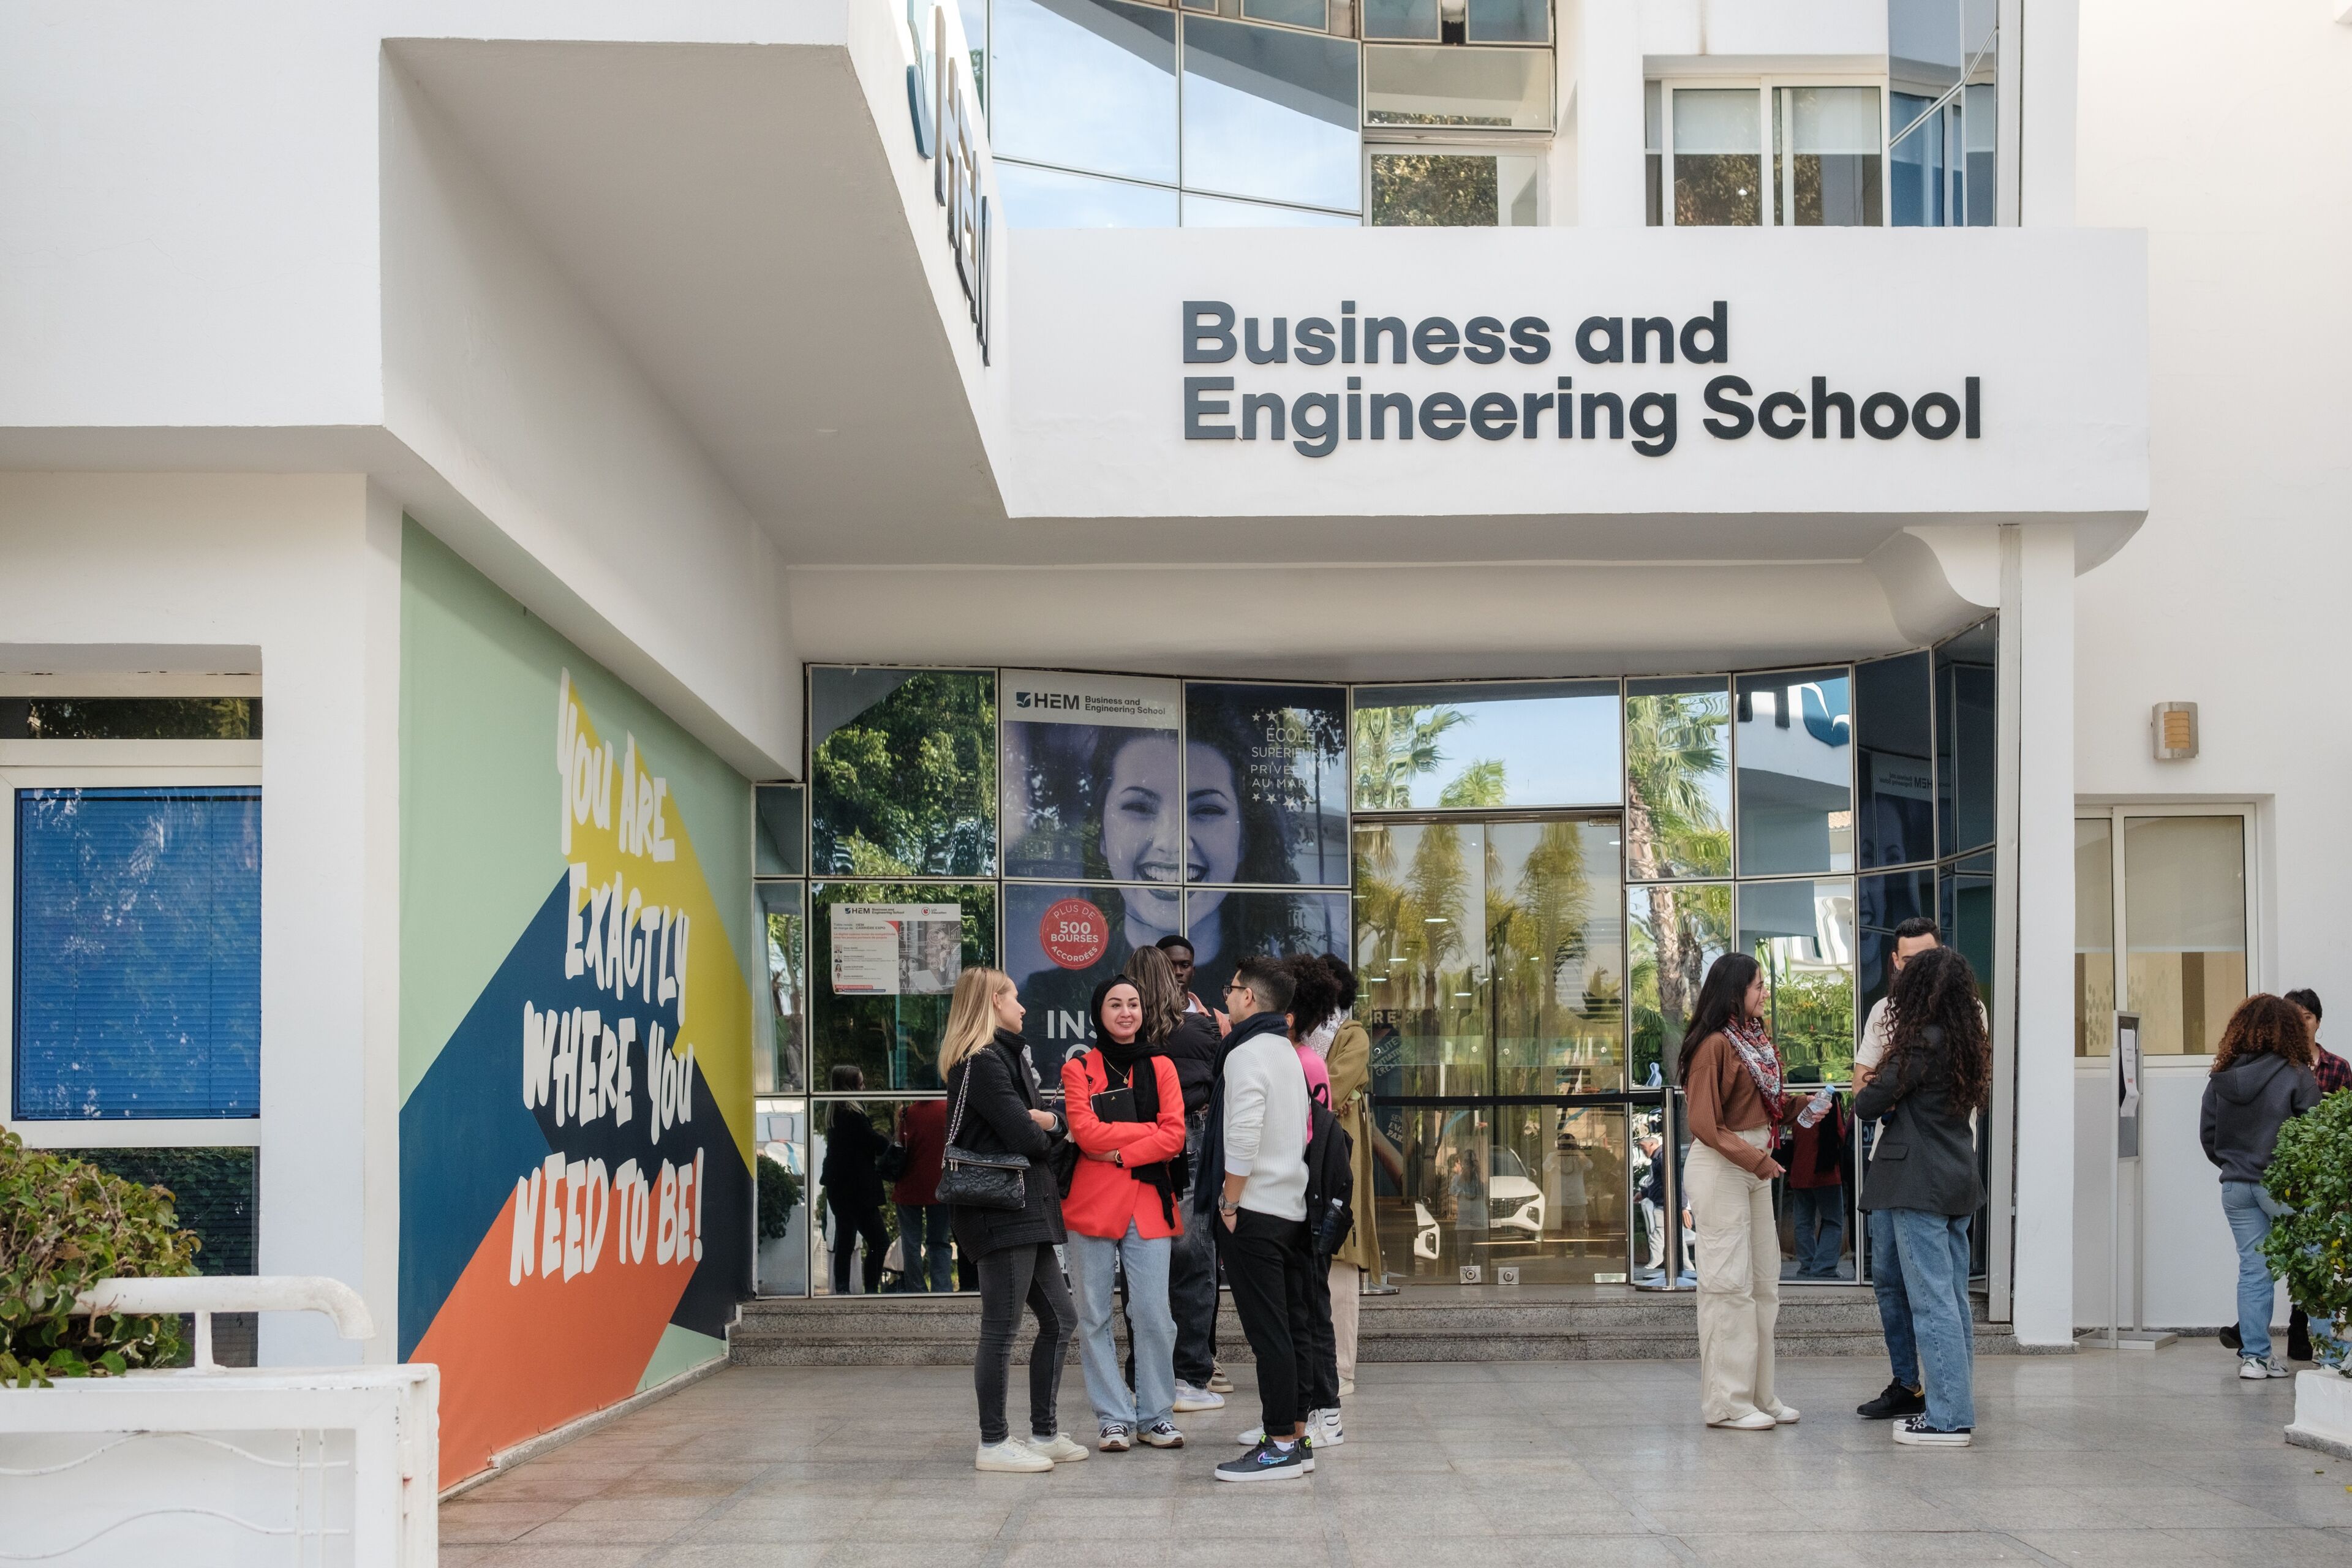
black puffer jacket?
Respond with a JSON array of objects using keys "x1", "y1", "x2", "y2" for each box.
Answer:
[
  {"x1": 944, "y1": 1029, "x2": 1069, "y2": 1258},
  {"x1": 2201, "y1": 1053, "x2": 2320, "y2": 1186},
  {"x1": 1161, "y1": 1011, "x2": 1224, "y2": 1118}
]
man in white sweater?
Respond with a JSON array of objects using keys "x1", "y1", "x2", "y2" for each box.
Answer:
[{"x1": 1209, "y1": 957, "x2": 1315, "y2": 1482}]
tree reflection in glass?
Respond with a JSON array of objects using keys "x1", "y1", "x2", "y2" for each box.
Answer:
[
  {"x1": 1627, "y1": 883, "x2": 1731, "y2": 1088},
  {"x1": 1625, "y1": 679, "x2": 1731, "y2": 881},
  {"x1": 1353, "y1": 820, "x2": 1487, "y2": 1099},
  {"x1": 1491, "y1": 820, "x2": 1624, "y2": 1095}
]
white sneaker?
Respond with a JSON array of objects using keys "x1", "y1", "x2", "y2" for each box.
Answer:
[
  {"x1": 976, "y1": 1439, "x2": 1053, "y2": 1472},
  {"x1": 1338, "y1": 1378, "x2": 1356, "y2": 1396},
  {"x1": 2239, "y1": 1356, "x2": 2292, "y2": 1380},
  {"x1": 1207, "y1": 1363, "x2": 1235, "y2": 1394},
  {"x1": 1237, "y1": 1412, "x2": 1318, "y2": 1446},
  {"x1": 1026, "y1": 1432, "x2": 1091, "y2": 1463},
  {"x1": 1316, "y1": 1407, "x2": 1344, "y2": 1447},
  {"x1": 1708, "y1": 1409, "x2": 1779, "y2": 1431},
  {"x1": 1173, "y1": 1380, "x2": 1226, "y2": 1412},
  {"x1": 1236, "y1": 1423, "x2": 1265, "y2": 1444},
  {"x1": 1766, "y1": 1403, "x2": 1800, "y2": 1425},
  {"x1": 1097, "y1": 1423, "x2": 1132, "y2": 1452},
  {"x1": 1138, "y1": 1420, "x2": 1185, "y2": 1449}
]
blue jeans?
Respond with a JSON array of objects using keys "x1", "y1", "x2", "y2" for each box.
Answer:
[
  {"x1": 894, "y1": 1203, "x2": 954, "y2": 1292},
  {"x1": 1790, "y1": 1186, "x2": 1844, "y2": 1278},
  {"x1": 1868, "y1": 1207, "x2": 1918, "y2": 1388},
  {"x1": 1888, "y1": 1209, "x2": 1974, "y2": 1432},
  {"x1": 1068, "y1": 1221, "x2": 1176, "y2": 1430},
  {"x1": 2220, "y1": 1181, "x2": 2278, "y2": 1360}
]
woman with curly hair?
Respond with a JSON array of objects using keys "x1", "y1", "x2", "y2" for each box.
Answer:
[
  {"x1": 1853, "y1": 946, "x2": 1990, "y2": 1447},
  {"x1": 2200, "y1": 993, "x2": 2320, "y2": 1380}
]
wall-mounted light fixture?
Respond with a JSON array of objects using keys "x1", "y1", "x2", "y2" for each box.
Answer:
[{"x1": 2151, "y1": 702, "x2": 2198, "y2": 761}]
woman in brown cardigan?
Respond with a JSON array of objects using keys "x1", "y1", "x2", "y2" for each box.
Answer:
[
  {"x1": 1317, "y1": 955, "x2": 1383, "y2": 1395},
  {"x1": 1678, "y1": 951, "x2": 1810, "y2": 1431}
]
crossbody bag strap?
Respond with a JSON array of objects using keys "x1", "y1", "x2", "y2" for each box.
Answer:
[{"x1": 945, "y1": 1050, "x2": 978, "y2": 1147}]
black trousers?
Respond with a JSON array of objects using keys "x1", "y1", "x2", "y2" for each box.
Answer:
[
  {"x1": 1218, "y1": 1208, "x2": 1316, "y2": 1436},
  {"x1": 973, "y1": 1242, "x2": 1074, "y2": 1446},
  {"x1": 1167, "y1": 1114, "x2": 1221, "y2": 1385},
  {"x1": 827, "y1": 1198, "x2": 888, "y2": 1295},
  {"x1": 1301, "y1": 1246, "x2": 1340, "y2": 1411}
]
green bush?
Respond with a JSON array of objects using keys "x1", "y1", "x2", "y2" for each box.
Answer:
[
  {"x1": 2261, "y1": 1090, "x2": 2352, "y2": 1359},
  {"x1": 0, "y1": 1129, "x2": 200, "y2": 1387},
  {"x1": 757, "y1": 1155, "x2": 802, "y2": 1242}
]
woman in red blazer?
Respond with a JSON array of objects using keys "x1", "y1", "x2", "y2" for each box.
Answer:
[{"x1": 1061, "y1": 978, "x2": 1189, "y2": 1452}]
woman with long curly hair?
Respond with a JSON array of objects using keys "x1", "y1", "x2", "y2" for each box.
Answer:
[
  {"x1": 1853, "y1": 946, "x2": 1991, "y2": 1447},
  {"x1": 2200, "y1": 993, "x2": 2320, "y2": 1379}
]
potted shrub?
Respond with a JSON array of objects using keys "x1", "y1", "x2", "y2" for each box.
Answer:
[
  {"x1": 2263, "y1": 1092, "x2": 2352, "y2": 1454},
  {"x1": 0, "y1": 1130, "x2": 199, "y2": 1387},
  {"x1": 756, "y1": 1153, "x2": 804, "y2": 1295}
]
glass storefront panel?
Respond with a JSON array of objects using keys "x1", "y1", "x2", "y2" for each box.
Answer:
[
  {"x1": 998, "y1": 162, "x2": 1181, "y2": 228},
  {"x1": 1771, "y1": 85, "x2": 1882, "y2": 227},
  {"x1": 1180, "y1": 18, "x2": 1361, "y2": 212},
  {"x1": 1490, "y1": 818, "x2": 1626, "y2": 1095},
  {"x1": 810, "y1": 881, "x2": 997, "y2": 1092},
  {"x1": 756, "y1": 881, "x2": 807, "y2": 1095},
  {"x1": 1183, "y1": 681, "x2": 1350, "y2": 886},
  {"x1": 1624, "y1": 677, "x2": 1732, "y2": 880},
  {"x1": 1367, "y1": 1104, "x2": 1629, "y2": 1285},
  {"x1": 1627, "y1": 881, "x2": 1731, "y2": 1088},
  {"x1": 989, "y1": 0, "x2": 1179, "y2": 186},
  {"x1": 1857, "y1": 867, "x2": 1936, "y2": 1028},
  {"x1": 1936, "y1": 620, "x2": 1997, "y2": 857},
  {"x1": 1003, "y1": 881, "x2": 1137, "y2": 1071},
  {"x1": 1855, "y1": 650, "x2": 1934, "y2": 870},
  {"x1": 1000, "y1": 669, "x2": 1185, "y2": 881},
  {"x1": 1733, "y1": 668, "x2": 1853, "y2": 877},
  {"x1": 2122, "y1": 816, "x2": 2247, "y2": 1056},
  {"x1": 1943, "y1": 850, "x2": 1997, "y2": 1016},
  {"x1": 1191, "y1": 889, "x2": 1350, "y2": 1011},
  {"x1": 810, "y1": 1096, "x2": 966, "y2": 1296},
  {"x1": 1354, "y1": 820, "x2": 1489, "y2": 1099},
  {"x1": 1738, "y1": 878, "x2": 1856, "y2": 1084},
  {"x1": 810, "y1": 667, "x2": 997, "y2": 876},
  {"x1": 2076, "y1": 818, "x2": 2116, "y2": 1057},
  {"x1": 1672, "y1": 88, "x2": 1762, "y2": 226},
  {"x1": 1352, "y1": 680, "x2": 1621, "y2": 810},
  {"x1": 755, "y1": 1096, "x2": 810, "y2": 1297},
  {"x1": 1368, "y1": 150, "x2": 1542, "y2": 228},
  {"x1": 755, "y1": 783, "x2": 805, "y2": 876}
]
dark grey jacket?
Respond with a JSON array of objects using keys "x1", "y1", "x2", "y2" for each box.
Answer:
[
  {"x1": 1853, "y1": 1033, "x2": 1985, "y2": 1218},
  {"x1": 2200, "y1": 1054, "x2": 2320, "y2": 1186},
  {"x1": 943, "y1": 1030, "x2": 1068, "y2": 1259}
]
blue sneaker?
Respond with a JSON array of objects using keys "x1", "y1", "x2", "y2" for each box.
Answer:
[{"x1": 1215, "y1": 1438, "x2": 1310, "y2": 1482}]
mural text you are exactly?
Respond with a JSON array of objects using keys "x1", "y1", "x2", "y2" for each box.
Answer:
[{"x1": 507, "y1": 671, "x2": 709, "y2": 1287}]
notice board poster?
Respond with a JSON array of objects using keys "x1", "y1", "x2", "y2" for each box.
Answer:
[{"x1": 828, "y1": 903, "x2": 964, "y2": 995}]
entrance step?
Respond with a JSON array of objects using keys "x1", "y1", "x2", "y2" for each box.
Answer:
[{"x1": 728, "y1": 1288, "x2": 2018, "y2": 1367}]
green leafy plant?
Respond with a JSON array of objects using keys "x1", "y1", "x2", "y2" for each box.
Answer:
[
  {"x1": 2261, "y1": 1091, "x2": 2352, "y2": 1369},
  {"x1": 0, "y1": 1129, "x2": 199, "y2": 1387},
  {"x1": 757, "y1": 1155, "x2": 803, "y2": 1243}
]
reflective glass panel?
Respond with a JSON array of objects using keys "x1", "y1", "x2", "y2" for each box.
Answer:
[
  {"x1": 1672, "y1": 88, "x2": 1762, "y2": 225},
  {"x1": 1644, "y1": 81, "x2": 1663, "y2": 227},
  {"x1": 1354, "y1": 820, "x2": 1488, "y2": 1099},
  {"x1": 1625, "y1": 677, "x2": 1732, "y2": 881},
  {"x1": 1773, "y1": 86, "x2": 1882, "y2": 227},
  {"x1": 1003, "y1": 881, "x2": 1145, "y2": 1072},
  {"x1": 1190, "y1": 889, "x2": 1349, "y2": 1017},
  {"x1": 1734, "y1": 668, "x2": 1852, "y2": 878},
  {"x1": 1934, "y1": 620, "x2": 1997, "y2": 857},
  {"x1": 0, "y1": 696, "x2": 258, "y2": 739},
  {"x1": 1242, "y1": 0, "x2": 1328, "y2": 28},
  {"x1": 2123, "y1": 816, "x2": 2247, "y2": 1057},
  {"x1": 755, "y1": 1096, "x2": 810, "y2": 1295},
  {"x1": 1854, "y1": 652, "x2": 1933, "y2": 869},
  {"x1": 1182, "y1": 682, "x2": 1349, "y2": 888},
  {"x1": 1940, "y1": 851, "x2": 1997, "y2": 1018},
  {"x1": 1627, "y1": 882, "x2": 1731, "y2": 1087},
  {"x1": 810, "y1": 881, "x2": 997, "y2": 1091},
  {"x1": 1000, "y1": 670, "x2": 1183, "y2": 880},
  {"x1": 1857, "y1": 867, "x2": 1936, "y2": 1030},
  {"x1": 2076, "y1": 818, "x2": 2115, "y2": 1057},
  {"x1": 1490, "y1": 819, "x2": 1626, "y2": 1095},
  {"x1": 758, "y1": 881, "x2": 809, "y2": 1095},
  {"x1": 1890, "y1": 91, "x2": 1946, "y2": 227},
  {"x1": 1369, "y1": 151, "x2": 1542, "y2": 227},
  {"x1": 1777, "y1": 1097, "x2": 1857, "y2": 1282},
  {"x1": 1964, "y1": 81, "x2": 1997, "y2": 225},
  {"x1": 70, "y1": 1147, "x2": 260, "y2": 1363},
  {"x1": 810, "y1": 668, "x2": 996, "y2": 876},
  {"x1": 1368, "y1": 1105, "x2": 1630, "y2": 1286},
  {"x1": 755, "y1": 783, "x2": 805, "y2": 876},
  {"x1": 1182, "y1": 18, "x2": 1361, "y2": 212},
  {"x1": 1182, "y1": 192, "x2": 1360, "y2": 226},
  {"x1": 1365, "y1": 45, "x2": 1553, "y2": 131},
  {"x1": 1629, "y1": 1100, "x2": 1682, "y2": 1283},
  {"x1": 997, "y1": 162, "x2": 1180, "y2": 228},
  {"x1": 990, "y1": 0, "x2": 1179, "y2": 184},
  {"x1": 1464, "y1": 0, "x2": 1548, "y2": 44},
  {"x1": 1353, "y1": 681, "x2": 1620, "y2": 810},
  {"x1": 812, "y1": 1097, "x2": 970, "y2": 1295},
  {"x1": 1361, "y1": 0, "x2": 1439, "y2": 41},
  {"x1": 1739, "y1": 878, "x2": 1856, "y2": 1084}
]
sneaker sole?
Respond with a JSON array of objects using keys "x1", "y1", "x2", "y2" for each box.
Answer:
[
  {"x1": 1172, "y1": 1398, "x2": 1224, "y2": 1412},
  {"x1": 1099, "y1": 1439, "x2": 1131, "y2": 1452},
  {"x1": 1139, "y1": 1434, "x2": 1185, "y2": 1449},
  {"x1": 1891, "y1": 1432, "x2": 1972, "y2": 1447},
  {"x1": 976, "y1": 1456, "x2": 1054, "y2": 1473},
  {"x1": 1215, "y1": 1463, "x2": 1309, "y2": 1482}
]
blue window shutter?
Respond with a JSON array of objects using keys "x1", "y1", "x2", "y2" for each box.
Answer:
[{"x1": 13, "y1": 787, "x2": 262, "y2": 1118}]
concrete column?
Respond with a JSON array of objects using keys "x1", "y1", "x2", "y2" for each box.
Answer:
[
  {"x1": 1567, "y1": 0, "x2": 1647, "y2": 228},
  {"x1": 2002, "y1": 522, "x2": 2078, "y2": 1345}
]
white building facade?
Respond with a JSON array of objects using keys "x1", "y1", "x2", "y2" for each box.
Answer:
[{"x1": 0, "y1": 0, "x2": 2338, "y2": 1481}]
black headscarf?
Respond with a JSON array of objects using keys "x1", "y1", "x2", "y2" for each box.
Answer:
[{"x1": 1087, "y1": 978, "x2": 1180, "y2": 1223}]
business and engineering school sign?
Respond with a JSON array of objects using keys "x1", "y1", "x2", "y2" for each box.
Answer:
[{"x1": 1179, "y1": 300, "x2": 1978, "y2": 459}]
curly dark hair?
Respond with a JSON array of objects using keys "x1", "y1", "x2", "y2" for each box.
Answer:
[
  {"x1": 2211, "y1": 993, "x2": 2317, "y2": 1076},
  {"x1": 1880, "y1": 946, "x2": 1991, "y2": 1112},
  {"x1": 1285, "y1": 954, "x2": 1341, "y2": 1042},
  {"x1": 1320, "y1": 952, "x2": 1359, "y2": 1013}
]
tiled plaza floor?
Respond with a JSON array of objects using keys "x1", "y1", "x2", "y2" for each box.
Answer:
[{"x1": 441, "y1": 1349, "x2": 2351, "y2": 1568}]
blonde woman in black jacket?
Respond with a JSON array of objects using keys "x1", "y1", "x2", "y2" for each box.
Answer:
[
  {"x1": 1853, "y1": 947, "x2": 1989, "y2": 1449},
  {"x1": 939, "y1": 967, "x2": 1087, "y2": 1473}
]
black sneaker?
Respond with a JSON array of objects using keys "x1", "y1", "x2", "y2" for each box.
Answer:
[
  {"x1": 2218, "y1": 1324, "x2": 2242, "y2": 1352},
  {"x1": 2288, "y1": 1316, "x2": 2313, "y2": 1363},
  {"x1": 1215, "y1": 1438, "x2": 1310, "y2": 1482},
  {"x1": 1856, "y1": 1380, "x2": 1927, "y2": 1420}
]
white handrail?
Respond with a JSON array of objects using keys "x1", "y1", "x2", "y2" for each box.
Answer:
[{"x1": 70, "y1": 1276, "x2": 375, "y2": 1372}]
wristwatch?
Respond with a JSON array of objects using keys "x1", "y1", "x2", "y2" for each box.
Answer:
[{"x1": 1218, "y1": 1199, "x2": 1239, "y2": 1216}]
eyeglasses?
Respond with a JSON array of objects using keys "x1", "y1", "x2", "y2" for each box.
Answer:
[{"x1": 1223, "y1": 981, "x2": 1250, "y2": 999}]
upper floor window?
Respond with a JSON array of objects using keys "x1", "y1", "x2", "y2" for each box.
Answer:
[{"x1": 1650, "y1": 81, "x2": 1884, "y2": 228}]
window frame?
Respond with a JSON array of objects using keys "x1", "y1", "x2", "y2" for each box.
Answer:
[
  {"x1": 1651, "y1": 74, "x2": 1891, "y2": 229},
  {"x1": 2073, "y1": 802, "x2": 2261, "y2": 1065},
  {"x1": 0, "y1": 742, "x2": 265, "y2": 1147},
  {"x1": 1362, "y1": 140, "x2": 1548, "y2": 227}
]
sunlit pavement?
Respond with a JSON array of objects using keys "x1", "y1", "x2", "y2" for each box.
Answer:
[{"x1": 440, "y1": 1350, "x2": 2351, "y2": 1567}]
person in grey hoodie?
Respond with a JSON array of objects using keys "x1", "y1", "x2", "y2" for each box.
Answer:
[{"x1": 2199, "y1": 993, "x2": 2321, "y2": 1380}]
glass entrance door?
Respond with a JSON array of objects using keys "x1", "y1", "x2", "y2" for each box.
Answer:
[{"x1": 1353, "y1": 813, "x2": 1638, "y2": 1286}]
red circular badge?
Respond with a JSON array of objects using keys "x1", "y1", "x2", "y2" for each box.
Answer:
[{"x1": 1040, "y1": 898, "x2": 1109, "y2": 970}]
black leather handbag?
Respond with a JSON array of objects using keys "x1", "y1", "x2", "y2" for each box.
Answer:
[{"x1": 938, "y1": 1052, "x2": 1029, "y2": 1212}]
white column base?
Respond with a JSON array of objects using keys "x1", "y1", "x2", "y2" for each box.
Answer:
[{"x1": 2286, "y1": 1368, "x2": 2352, "y2": 1459}]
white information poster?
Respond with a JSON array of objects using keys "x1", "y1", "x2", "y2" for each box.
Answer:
[{"x1": 829, "y1": 904, "x2": 963, "y2": 995}]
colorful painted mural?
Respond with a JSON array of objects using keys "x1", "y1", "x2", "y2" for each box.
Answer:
[{"x1": 398, "y1": 523, "x2": 753, "y2": 1480}]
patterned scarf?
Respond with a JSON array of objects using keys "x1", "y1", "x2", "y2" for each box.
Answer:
[{"x1": 1724, "y1": 1015, "x2": 1786, "y2": 1133}]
